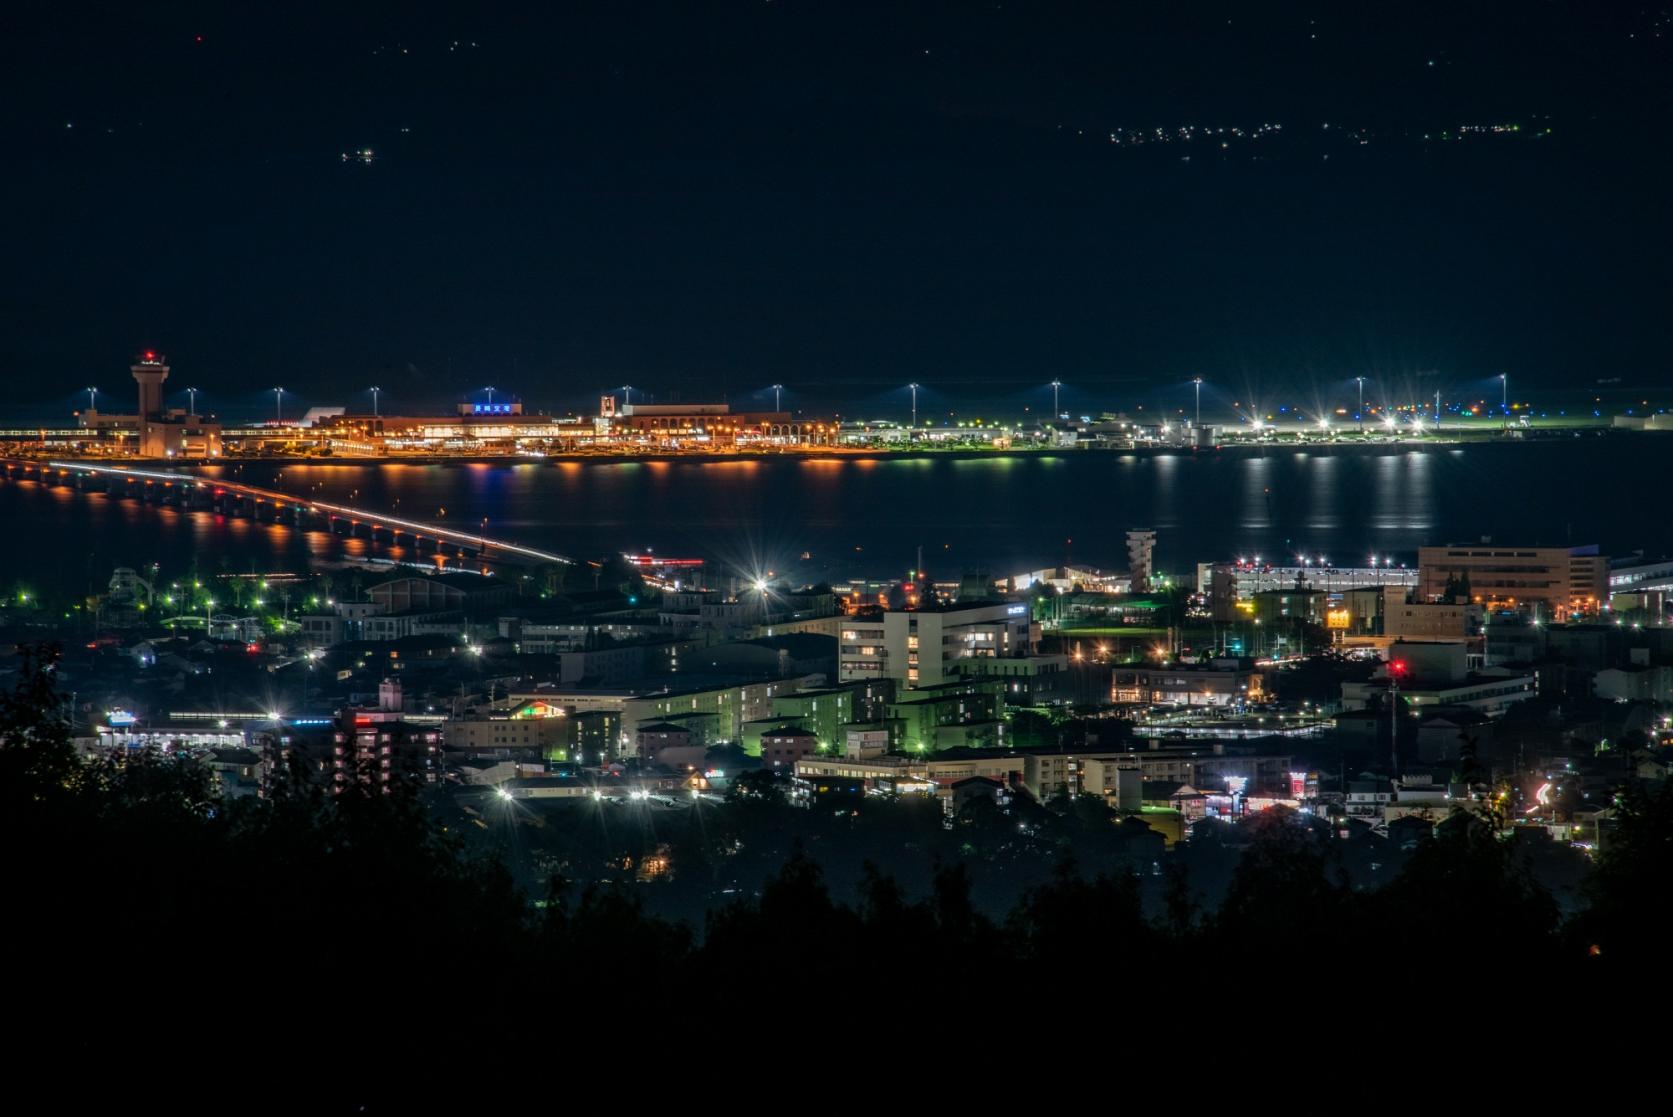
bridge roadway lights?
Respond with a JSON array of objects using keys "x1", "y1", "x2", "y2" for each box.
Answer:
[{"x1": 2, "y1": 466, "x2": 538, "y2": 567}]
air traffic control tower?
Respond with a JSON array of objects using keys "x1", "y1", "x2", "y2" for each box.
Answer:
[
  {"x1": 132, "y1": 351, "x2": 173, "y2": 457},
  {"x1": 77, "y1": 351, "x2": 221, "y2": 458},
  {"x1": 132, "y1": 352, "x2": 169, "y2": 422}
]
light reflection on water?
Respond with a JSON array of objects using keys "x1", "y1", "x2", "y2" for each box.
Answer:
[{"x1": 1, "y1": 440, "x2": 1663, "y2": 596}]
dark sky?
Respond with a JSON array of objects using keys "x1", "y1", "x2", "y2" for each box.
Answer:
[{"x1": 5, "y1": 1, "x2": 1671, "y2": 420}]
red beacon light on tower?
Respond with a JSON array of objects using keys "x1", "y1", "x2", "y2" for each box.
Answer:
[{"x1": 1389, "y1": 659, "x2": 1408, "y2": 677}]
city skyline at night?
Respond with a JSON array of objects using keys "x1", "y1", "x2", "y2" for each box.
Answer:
[{"x1": 4, "y1": 4, "x2": 1670, "y2": 1088}]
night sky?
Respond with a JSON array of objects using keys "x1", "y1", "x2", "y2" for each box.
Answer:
[{"x1": 6, "y1": 2, "x2": 1671, "y2": 420}]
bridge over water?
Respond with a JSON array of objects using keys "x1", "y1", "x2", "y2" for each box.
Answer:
[{"x1": 2, "y1": 459, "x2": 570, "y2": 569}]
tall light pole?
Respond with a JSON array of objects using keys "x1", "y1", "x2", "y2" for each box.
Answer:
[
  {"x1": 772, "y1": 383, "x2": 783, "y2": 412},
  {"x1": 85, "y1": 386, "x2": 98, "y2": 412},
  {"x1": 273, "y1": 387, "x2": 284, "y2": 423},
  {"x1": 1050, "y1": 379, "x2": 1062, "y2": 419},
  {"x1": 908, "y1": 382, "x2": 919, "y2": 428},
  {"x1": 1500, "y1": 373, "x2": 1508, "y2": 416},
  {"x1": 1193, "y1": 377, "x2": 1203, "y2": 427},
  {"x1": 485, "y1": 385, "x2": 496, "y2": 408},
  {"x1": 620, "y1": 385, "x2": 635, "y2": 409},
  {"x1": 370, "y1": 386, "x2": 381, "y2": 417},
  {"x1": 187, "y1": 387, "x2": 198, "y2": 417},
  {"x1": 1355, "y1": 376, "x2": 1365, "y2": 430}
]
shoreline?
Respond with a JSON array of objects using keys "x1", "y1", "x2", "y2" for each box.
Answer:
[{"x1": 49, "y1": 424, "x2": 1662, "y2": 469}]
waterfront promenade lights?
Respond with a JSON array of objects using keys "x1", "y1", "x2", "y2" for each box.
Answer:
[
  {"x1": 273, "y1": 387, "x2": 285, "y2": 422},
  {"x1": 1051, "y1": 379, "x2": 1062, "y2": 418},
  {"x1": 187, "y1": 387, "x2": 198, "y2": 416},
  {"x1": 908, "y1": 382, "x2": 920, "y2": 428},
  {"x1": 1193, "y1": 377, "x2": 1203, "y2": 427},
  {"x1": 371, "y1": 386, "x2": 381, "y2": 417}
]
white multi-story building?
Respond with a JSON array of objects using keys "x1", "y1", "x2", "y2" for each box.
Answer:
[{"x1": 839, "y1": 601, "x2": 1036, "y2": 689}]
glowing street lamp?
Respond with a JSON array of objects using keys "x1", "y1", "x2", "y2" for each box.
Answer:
[
  {"x1": 187, "y1": 387, "x2": 198, "y2": 416},
  {"x1": 1355, "y1": 376, "x2": 1365, "y2": 429},
  {"x1": 1050, "y1": 379, "x2": 1062, "y2": 418},
  {"x1": 1500, "y1": 373, "x2": 1508, "y2": 415},
  {"x1": 273, "y1": 387, "x2": 285, "y2": 423},
  {"x1": 86, "y1": 386, "x2": 98, "y2": 411},
  {"x1": 370, "y1": 386, "x2": 381, "y2": 417},
  {"x1": 1192, "y1": 377, "x2": 1203, "y2": 427},
  {"x1": 908, "y1": 382, "x2": 920, "y2": 428},
  {"x1": 772, "y1": 384, "x2": 783, "y2": 412}
]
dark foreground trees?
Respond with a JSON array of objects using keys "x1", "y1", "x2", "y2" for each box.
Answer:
[{"x1": 1, "y1": 644, "x2": 1658, "y2": 1075}]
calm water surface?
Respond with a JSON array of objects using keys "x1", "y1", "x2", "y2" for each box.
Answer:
[{"x1": 2, "y1": 437, "x2": 1663, "y2": 600}]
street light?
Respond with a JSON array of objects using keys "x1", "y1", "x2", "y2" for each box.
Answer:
[
  {"x1": 620, "y1": 385, "x2": 635, "y2": 408},
  {"x1": 1050, "y1": 379, "x2": 1062, "y2": 419},
  {"x1": 85, "y1": 386, "x2": 98, "y2": 411},
  {"x1": 1500, "y1": 372, "x2": 1508, "y2": 416},
  {"x1": 485, "y1": 385, "x2": 496, "y2": 407},
  {"x1": 273, "y1": 388, "x2": 284, "y2": 423},
  {"x1": 187, "y1": 387, "x2": 198, "y2": 417},
  {"x1": 908, "y1": 382, "x2": 920, "y2": 428},
  {"x1": 1192, "y1": 377, "x2": 1203, "y2": 427},
  {"x1": 772, "y1": 383, "x2": 783, "y2": 412},
  {"x1": 1355, "y1": 376, "x2": 1365, "y2": 429},
  {"x1": 370, "y1": 386, "x2": 381, "y2": 417}
]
